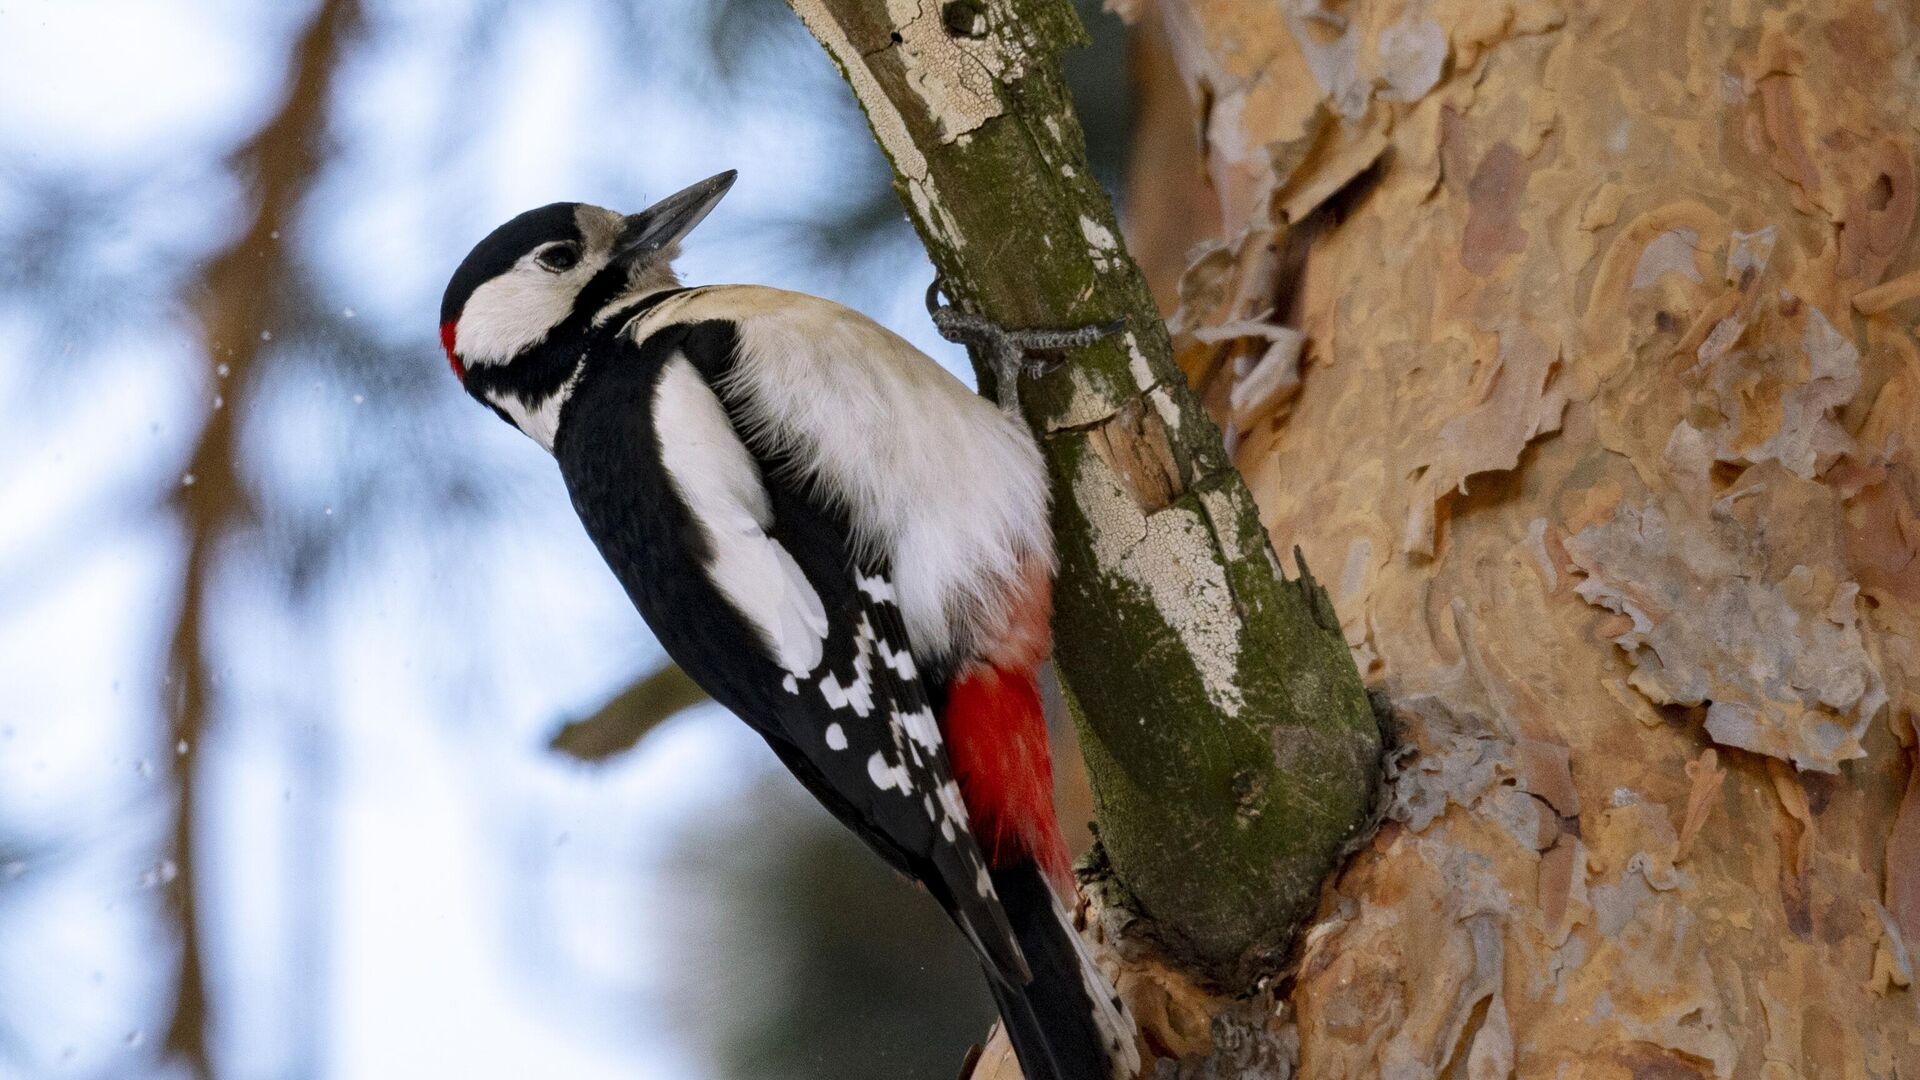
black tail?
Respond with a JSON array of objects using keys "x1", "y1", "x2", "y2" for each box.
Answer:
[{"x1": 982, "y1": 862, "x2": 1138, "y2": 1080}]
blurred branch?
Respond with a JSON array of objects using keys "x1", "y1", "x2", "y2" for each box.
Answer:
[
  {"x1": 702, "y1": 0, "x2": 804, "y2": 83},
  {"x1": 0, "y1": 169, "x2": 212, "y2": 376},
  {"x1": 158, "y1": 1, "x2": 360, "y2": 1076},
  {"x1": 548, "y1": 663, "x2": 710, "y2": 762}
]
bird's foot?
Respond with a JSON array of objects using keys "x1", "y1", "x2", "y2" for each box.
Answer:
[{"x1": 926, "y1": 277, "x2": 1124, "y2": 415}]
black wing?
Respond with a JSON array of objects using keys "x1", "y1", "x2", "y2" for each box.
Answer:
[{"x1": 555, "y1": 317, "x2": 1027, "y2": 984}]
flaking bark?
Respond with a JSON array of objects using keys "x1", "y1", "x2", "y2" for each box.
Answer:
[
  {"x1": 783, "y1": 0, "x2": 1382, "y2": 984},
  {"x1": 1118, "y1": 0, "x2": 1920, "y2": 1075}
]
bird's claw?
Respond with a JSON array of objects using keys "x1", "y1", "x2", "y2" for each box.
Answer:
[{"x1": 925, "y1": 277, "x2": 1125, "y2": 415}]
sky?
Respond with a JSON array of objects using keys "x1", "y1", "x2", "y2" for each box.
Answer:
[{"x1": 0, "y1": 0, "x2": 965, "y2": 1076}]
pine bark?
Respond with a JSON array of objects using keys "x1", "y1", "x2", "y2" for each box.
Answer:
[
  {"x1": 1118, "y1": 0, "x2": 1920, "y2": 1075},
  {"x1": 783, "y1": 0, "x2": 1385, "y2": 992}
]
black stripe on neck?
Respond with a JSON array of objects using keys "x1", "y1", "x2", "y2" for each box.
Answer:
[
  {"x1": 618, "y1": 286, "x2": 694, "y2": 323},
  {"x1": 464, "y1": 281, "x2": 695, "y2": 412},
  {"x1": 602, "y1": 286, "x2": 700, "y2": 342}
]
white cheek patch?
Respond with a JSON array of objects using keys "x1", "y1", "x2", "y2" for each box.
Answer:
[
  {"x1": 456, "y1": 268, "x2": 578, "y2": 366},
  {"x1": 653, "y1": 355, "x2": 828, "y2": 676}
]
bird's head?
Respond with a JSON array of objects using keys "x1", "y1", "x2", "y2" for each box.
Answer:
[{"x1": 438, "y1": 171, "x2": 735, "y2": 438}]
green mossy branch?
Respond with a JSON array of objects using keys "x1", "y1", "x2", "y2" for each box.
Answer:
[{"x1": 786, "y1": 0, "x2": 1380, "y2": 984}]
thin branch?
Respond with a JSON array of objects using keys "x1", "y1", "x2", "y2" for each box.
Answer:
[{"x1": 548, "y1": 663, "x2": 711, "y2": 762}]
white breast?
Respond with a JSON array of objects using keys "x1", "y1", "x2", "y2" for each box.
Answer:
[{"x1": 631, "y1": 286, "x2": 1053, "y2": 666}]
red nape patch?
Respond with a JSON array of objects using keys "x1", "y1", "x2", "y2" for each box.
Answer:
[
  {"x1": 440, "y1": 321, "x2": 464, "y2": 382},
  {"x1": 944, "y1": 665, "x2": 1071, "y2": 890}
]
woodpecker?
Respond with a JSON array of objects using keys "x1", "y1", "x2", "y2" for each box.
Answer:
[{"x1": 440, "y1": 171, "x2": 1138, "y2": 1080}]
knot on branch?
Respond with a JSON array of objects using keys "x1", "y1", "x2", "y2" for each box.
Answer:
[{"x1": 941, "y1": 0, "x2": 987, "y2": 37}]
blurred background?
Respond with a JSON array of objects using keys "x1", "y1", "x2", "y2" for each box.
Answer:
[{"x1": 0, "y1": 1, "x2": 1133, "y2": 1077}]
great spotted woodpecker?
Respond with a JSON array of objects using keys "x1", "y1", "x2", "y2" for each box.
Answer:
[{"x1": 440, "y1": 171, "x2": 1139, "y2": 1080}]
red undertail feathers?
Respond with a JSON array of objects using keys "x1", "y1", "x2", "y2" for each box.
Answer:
[{"x1": 943, "y1": 664, "x2": 1071, "y2": 890}]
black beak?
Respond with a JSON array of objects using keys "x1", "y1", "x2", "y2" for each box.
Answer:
[{"x1": 612, "y1": 170, "x2": 737, "y2": 268}]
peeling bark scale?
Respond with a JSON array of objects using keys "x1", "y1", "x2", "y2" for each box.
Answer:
[{"x1": 785, "y1": 0, "x2": 1383, "y2": 985}]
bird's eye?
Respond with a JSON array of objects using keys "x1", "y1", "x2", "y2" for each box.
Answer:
[{"x1": 536, "y1": 243, "x2": 581, "y2": 273}]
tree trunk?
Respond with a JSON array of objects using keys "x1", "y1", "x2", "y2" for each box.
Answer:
[
  {"x1": 785, "y1": 0, "x2": 1384, "y2": 993},
  {"x1": 1117, "y1": 0, "x2": 1920, "y2": 1075}
]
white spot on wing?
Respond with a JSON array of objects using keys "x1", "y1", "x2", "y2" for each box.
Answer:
[
  {"x1": 936, "y1": 780, "x2": 969, "y2": 828},
  {"x1": 866, "y1": 750, "x2": 913, "y2": 793},
  {"x1": 654, "y1": 356, "x2": 828, "y2": 676},
  {"x1": 855, "y1": 571, "x2": 896, "y2": 603},
  {"x1": 818, "y1": 615, "x2": 876, "y2": 716},
  {"x1": 897, "y1": 706, "x2": 943, "y2": 752},
  {"x1": 825, "y1": 723, "x2": 847, "y2": 751},
  {"x1": 819, "y1": 670, "x2": 873, "y2": 715},
  {"x1": 877, "y1": 638, "x2": 918, "y2": 680}
]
